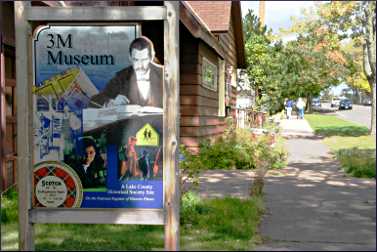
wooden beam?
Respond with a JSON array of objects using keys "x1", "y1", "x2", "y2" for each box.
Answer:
[
  {"x1": 15, "y1": 1, "x2": 35, "y2": 250},
  {"x1": 26, "y1": 6, "x2": 166, "y2": 21},
  {"x1": 1, "y1": 26, "x2": 6, "y2": 194},
  {"x1": 5, "y1": 115, "x2": 16, "y2": 123},
  {"x1": 231, "y1": 1, "x2": 246, "y2": 68},
  {"x1": 5, "y1": 78, "x2": 16, "y2": 87},
  {"x1": 30, "y1": 209, "x2": 164, "y2": 225},
  {"x1": 163, "y1": 2, "x2": 180, "y2": 251}
]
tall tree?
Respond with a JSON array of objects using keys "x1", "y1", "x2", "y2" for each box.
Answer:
[
  {"x1": 243, "y1": 10, "x2": 277, "y2": 112},
  {"x1": 316, "y1": 1, "x2": 376, "y2": 134},
  {"x1": 243, "y1": 8, "x2": 349, "y2": 114}
]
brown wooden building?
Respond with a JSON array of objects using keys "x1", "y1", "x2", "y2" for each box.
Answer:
[{"x1": 0, "y1": 1, "x2": 246, "y2": 191}]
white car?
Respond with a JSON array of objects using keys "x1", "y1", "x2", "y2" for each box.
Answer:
[{"x1": 331, "y1": 98, "x2": 341, "y2": 107}]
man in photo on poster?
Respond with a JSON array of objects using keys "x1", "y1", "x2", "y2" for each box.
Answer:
[
  {"x1": 89, "y1": 36, "x2": 163, "y2": 109},
  {"x1": 87, "y1": 36, "x2": 164, "y2": 182}
]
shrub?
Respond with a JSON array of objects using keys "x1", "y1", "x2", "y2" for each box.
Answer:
[
  {"x1": 336, "y1": 148, "x2": 376, "y2": 178},
  {"x1": 178, "y1": 121, "x2": 287, "y2": 194},
  {"x1": 1, "y1": 187, "x2": 18, "y2": 224},
  {"x1": 179, "y1": 145, "x2": 205, "y2": 194},
  {"x1": 180, "y1": 191, "x2": 210, "y2": 226},
  {"x1": 180, "y1": 126, "x2": 287, "y2": 172}
]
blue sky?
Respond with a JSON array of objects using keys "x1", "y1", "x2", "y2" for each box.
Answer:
[{"x1": 240, "y1": 1, "x2": 316, "y2": 32}]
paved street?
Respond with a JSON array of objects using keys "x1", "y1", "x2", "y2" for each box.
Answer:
[
  {"x1": 321, "y1": 103, "x2": 371, "y2": 128},
  {"x1": 335, "y1": 104, "x2": 371, "y2": 128}
]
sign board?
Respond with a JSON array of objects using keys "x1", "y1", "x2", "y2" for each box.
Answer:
[
  {"x1": 32, "y1": 24, "x2": 164, "y2": 209},
  {"x1": 15, "y1": 2, "x2": 179, "y2": 250}
]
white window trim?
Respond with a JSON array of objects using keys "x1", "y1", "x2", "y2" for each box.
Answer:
[{"x1": 218, "y1": 59, "x2": 225, "y2": 117}]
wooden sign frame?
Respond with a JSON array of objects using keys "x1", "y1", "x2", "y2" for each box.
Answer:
[{"x1": 14, "y1": 2, "x2": 180, "y2": 250}]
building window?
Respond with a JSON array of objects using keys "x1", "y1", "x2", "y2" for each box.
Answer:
[{"x1": 202, "y1": 57, "x2": 218, "y2": 91}]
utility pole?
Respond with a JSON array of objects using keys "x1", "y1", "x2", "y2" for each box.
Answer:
[
  {"x1": 259, "y1": 1, "x2": 265, "y2": 27},
  {"x1": 255, "y1": 0, "x2": 266, "y2": 101}
]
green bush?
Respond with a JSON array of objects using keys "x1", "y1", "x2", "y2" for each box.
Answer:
[
  {"x1": 179, "y1": 123, "x2": 287, "y2": 193},
  {"x1": 180, "y1": 191, "x2": 210, "y2": 226},
  {"x1": 336, "y1": 148, "x2": 376, "y2": 178},
  {"x1": 180, "y1": 127, "x2": 286, "y2": 171},
  {"x1": 1, "y1": 187, "x2": 18, "y2": 224},
  {"x1": 197, "y1": 130, "x2": 257, "y2": 170}
]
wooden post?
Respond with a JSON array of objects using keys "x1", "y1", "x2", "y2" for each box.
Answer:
[
  {"x1": 1, "y1": 29, "x2": 5, "y2": 192},
  {"x1": 14, "y1": 1, "x2": 34, "y2": 250},
  {"x1": 12, "y1": 2, "x2": 180, "y2": 250},
  {"x1": 163, "y1": 1, "x2": 180, "y2": 251}
]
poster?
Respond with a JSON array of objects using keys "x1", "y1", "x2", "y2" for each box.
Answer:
[{"x1": 32, "y1": 24, "x2": 164, "y2": 208}]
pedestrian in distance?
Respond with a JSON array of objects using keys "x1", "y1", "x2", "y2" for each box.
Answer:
[
  {"x1": 296, "y1": 97, "x2": 306, "y2": 119},
  {"x1": 285, "y1": 99, "x2": 293, "y2": 120}
]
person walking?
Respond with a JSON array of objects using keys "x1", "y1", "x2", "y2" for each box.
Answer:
[
  {"x1": 285, "y1": 99, "x2": 293, "y2": 120},
  {"x1": 296, "y1": 97, "x2": 306, "y2": 119}
]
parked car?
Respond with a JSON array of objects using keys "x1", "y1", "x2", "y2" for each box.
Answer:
[
  {"x1": 339, "y1": 99, "x2": 353, "y2": 110},
  {"x1": 311, "y1": 98, "x2": 321, "y2": 107},
  {"x1": 331, "y1": 97, "x2": 341, "y2": 107}
]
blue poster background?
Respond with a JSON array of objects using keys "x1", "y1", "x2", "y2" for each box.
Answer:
[{"x1": 33, "y1": 24, "x2": 163, "y2": 209}]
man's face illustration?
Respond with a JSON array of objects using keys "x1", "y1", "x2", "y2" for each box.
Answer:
[{"x1": 131, "y1": 48, "x2": 151, "y2": 76}]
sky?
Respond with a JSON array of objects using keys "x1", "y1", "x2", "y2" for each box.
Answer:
[{"x1": 240, "y1": 1, "x2": 316, "y2": 42}]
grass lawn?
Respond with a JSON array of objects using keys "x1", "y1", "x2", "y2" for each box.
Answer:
[
  {"x1": 1, "y1": 189, "x2": 264, "y2": 251},
  {"x1": 306, "y1": 114, "x2": 376, "y2": 178},
  {"x1": 305, "y1": 114, "x2": 369, "y2": 137}
]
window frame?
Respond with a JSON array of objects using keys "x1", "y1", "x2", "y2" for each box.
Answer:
[{"x1": 201, "y1": 56, "x2": 218, "y2": 92}]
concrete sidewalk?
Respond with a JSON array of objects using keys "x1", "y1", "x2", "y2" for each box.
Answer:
[
  {"x1": 255, "y1": 119, "x2": 376, "y2": 251},
  {"x1": 279, "y1": 117, "x2": 314, "y2": 137},
  {"x1": 197, "y1": 170, "x2": 255, "y2": 199}
]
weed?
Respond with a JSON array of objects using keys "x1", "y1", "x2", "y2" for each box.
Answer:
[
  {"x1": 1, "y1": 190, "x2": 265, "y2": 251},
  {"x1": 336, "y1": 148, "x2": 376, "y2": 178},
  {"x1": 1, "y1": 188, "x2": 18, "y2": 224}
]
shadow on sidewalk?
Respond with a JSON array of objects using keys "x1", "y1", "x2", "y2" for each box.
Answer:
[{"x1": 259, "y1": 157, "x2": 376, "y2": 250}]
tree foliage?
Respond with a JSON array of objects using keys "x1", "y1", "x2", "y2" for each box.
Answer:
[
  {"x1": 243, "y1": 8, "x2": 350, "y2": 114},
  {"x1": 315, "y1": 1, "x2": 376, "y2": 134}
]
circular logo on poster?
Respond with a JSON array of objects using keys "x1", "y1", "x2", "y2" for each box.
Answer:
[
  {"x1": 35, "y1": 176, "x2": 67, "y2": 207},
  {"x1": 33, "y1": 161, "x2": 83, "y2": 208}
]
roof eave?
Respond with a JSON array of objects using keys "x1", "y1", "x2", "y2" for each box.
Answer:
[
  {"x1": 180, "y1": 1, "x2": 225, "y2": 60},
  {"x1": 231, "y1": 1, "x2": 246, "y2": 68}
]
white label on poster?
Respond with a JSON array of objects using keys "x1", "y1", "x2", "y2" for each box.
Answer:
[{"x1": 36, "y1": 176, "x2": 68, "y2": 207}]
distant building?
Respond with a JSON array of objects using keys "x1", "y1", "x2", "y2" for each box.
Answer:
[{"x1": 236, "y1": 69, "x2": 255, "y2": 109}]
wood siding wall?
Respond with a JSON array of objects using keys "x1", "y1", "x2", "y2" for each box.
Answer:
[
  {"x1": 179, "y1": 24, "x2": 225, "y2": 152},
  {"x1": 215, "y1": 17, "x2": 238, "y2": 120},
  {"x1": 1, "y1": 2, "x2": 17, "y2": 191}
]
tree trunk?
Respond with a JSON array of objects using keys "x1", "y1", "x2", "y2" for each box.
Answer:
[
  {"x1": 307, "y1": 95, "x2": 313, "y2": 113},
  {"x1": 371, "y1": 80, "x2": 376, "y2": 135},
  {"x1": 363, "y1": 44, "x2": 376, "y2": 135},
  {"x1": 363, "y1": 2, "x2": 376, "y2": 135}
]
